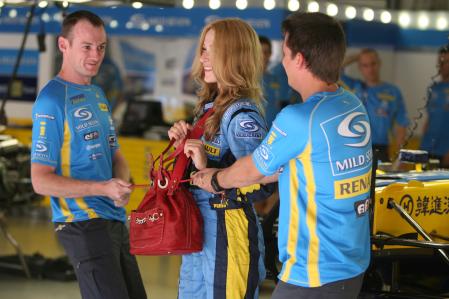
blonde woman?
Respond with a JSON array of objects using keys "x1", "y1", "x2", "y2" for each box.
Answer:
[{"x1": 168, "y1": 18, "x2": 273, "y2": 298}]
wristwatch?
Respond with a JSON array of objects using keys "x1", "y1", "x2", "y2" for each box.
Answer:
[{"x1": 211, "y1": 170, "x2": 225, "y2": 193}]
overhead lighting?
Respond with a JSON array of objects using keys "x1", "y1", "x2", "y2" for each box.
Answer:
[
  {"x1": 436, "y1": 16, "x2": 448, "y2": 30},
  {"x1": 236, "y1": 0, "x2": 247, "y2": 10},
  {"x1": 53, "y1": 11, "x2": 63, "y2": 22},
  {"x1": 8, "y1": 8, "x2": 17, "y2": 18},
  {"x1": 109, "y1": 20, "x2": 118, "y2": 29},
  {"x1": 263, "y1": 0, "x2": 275, "y2": 10},
  {"x1": 62, "y1": 1, "x2": 68, "y2": 7},
  {"x1": 362, "y1": 8, "x2": 374, "y2": 22},
  {"x1": 287, "y1": 0, "x2": 299, "y2": 12},
  {"x1": 182, "y1": 0, "x2": 194, "y2": 9},
  {"x1": 380, "y1": 11, "x2": 391, "y2": 23},
  {"x1": 4, "y1": 0, "x2": 29, "y2": 3},
  {"x1": 418, "y1": 13, "x2": 429, "y2": 29},
  {"x1": 155, "y1": 24, "x2": 163, "y2": 32},
  {"x1": 38, "y1": 1, "x2": 48, "y2": 8},
  {"x1": 141, "y1": 22, "x2": 150, "y2": 31},
  {"x1": 345, "y1": 6, "x2": 356, "y2": 19},
  {"x1": 209, "y1": 0, "x2": 220, "y2": 10},
  {"x1": 41, "y1": 12, "x2": 50, "y2": 22},
  {"x1": 307, "y1": 1, "x2": 319, "y2": 13},
  {"x1": 53, "y1": 0, "x2": 89, "y2": 3},
  {"x1": 398, "y1": 12, "x2": 411, "y2": 28},
  {"x1": 326, "y1": 3, "x2": 338, "y2": 16},
  {"x1": 0, "y1": 1, "x2": 4, "y2": 8},
  {"x1": 132, "y1": 1, "x2": 143, "y2": 9}
]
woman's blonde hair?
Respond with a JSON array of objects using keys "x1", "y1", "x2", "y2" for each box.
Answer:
[{"x1": 191, "y1": 18, "x2": 264, "y2": 140}]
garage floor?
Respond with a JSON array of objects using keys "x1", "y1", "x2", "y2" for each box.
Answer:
[{"x1": 0, "y1": 207, "x2": 276, "y2": 299}]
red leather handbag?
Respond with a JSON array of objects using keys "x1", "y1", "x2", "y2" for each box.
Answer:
[{"x1": 129, "y1": 110, "x2": 213, "y2": 255}]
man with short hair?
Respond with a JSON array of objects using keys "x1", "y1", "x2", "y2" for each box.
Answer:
[
  {"x1": 192, "y1": 12, "x2": 372, "y2": 299},
  {"x1": 341, "y1": 48, "x2": 409, "y2": 162},
  {"x1": 420, "y1": 46, "x2": 449, "y2": 168},
  {"x1": 30, "y1": 10, "x2": 147, "y2": 299},
  {"x1": 259, "y1": 35, "x2": 283, "y2": 128}
]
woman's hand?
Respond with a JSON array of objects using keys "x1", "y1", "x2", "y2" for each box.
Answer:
[
  {"x1": 184, "y1": 139, "x2": 208, "y2": 170},
  {"x1": 168, "y1": 120, "x2": 193, "y2": 148}
]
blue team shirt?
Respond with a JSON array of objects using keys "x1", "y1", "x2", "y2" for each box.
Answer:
[
  {"x1": 263, "y1": 64, "x2": 302, "y2": 128},
  {"x1": 420, "y1": 81, "x2": 449, "y2": 156},
  {"x1": 341, "y1": 74, "x2": 409, "y2": 146},
  {"x1": 252, "y1": 87, "x2": 372, "y2": 287},
  {"x1": 262, "y1": 71, "x2": 282, "y2": 128},
  {"x1": 31, "y1": 76, "x2": 125, "y2": 223}
]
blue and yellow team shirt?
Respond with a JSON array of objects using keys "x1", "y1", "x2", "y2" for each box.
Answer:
[
  {"x1": 31, "y1": 76, "x2": 125, "y2": 223},
  {"x1": 252, "y1": 87, "x2": 372, "y2": 287},
  {"x1": 340, "y1": 74, "x2": 409, "y2": 146},
  {"x1": 420, "y1": 81, "x2": 449, "y2": 156}
]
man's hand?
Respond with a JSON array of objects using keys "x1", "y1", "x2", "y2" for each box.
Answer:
[
  {"x1": 102, "y1": 178, "x2": 132, "y2": 206},
  {"x1": 184, "y1": 139, "x2": 207, "y2": 170},
  {"x1": 168, "y1": 120, "x2": 193, "y2": 148},
  {"x1": 191, "y1": 168, "x2": 218, "y2": 193}
]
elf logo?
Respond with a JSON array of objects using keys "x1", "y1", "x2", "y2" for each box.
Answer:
[{"x1": 84, "y1": 131, "x2": 99, "y2": 141}]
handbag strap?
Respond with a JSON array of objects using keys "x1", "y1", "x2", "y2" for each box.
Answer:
[{"x1": 170, "y1": 108, "x2": 214, "y2": 182}]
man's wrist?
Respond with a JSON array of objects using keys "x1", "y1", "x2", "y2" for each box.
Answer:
[{"x1": 210, "y1": 170, "x2": 225, "y2": 193}]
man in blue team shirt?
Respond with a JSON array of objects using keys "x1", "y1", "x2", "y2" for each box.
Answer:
[
  {"x1": 259, "y1": 35, "x2": 302, "y2": 129},
  {"x1": 192, "y1": 12, "x2": 372, "y2": 299},
  {"x1": 259, "y1": 35, "x2": 284, "y2": 128},
  {"x1": 30, "y1": 11, "x2": 146, "y2": 299},
  {"x1": 420, "y1": 46, "x2": 449, "y2": 168},
  {"x1": 341, "y1": 49, "x2": 409, "y2": 162}
]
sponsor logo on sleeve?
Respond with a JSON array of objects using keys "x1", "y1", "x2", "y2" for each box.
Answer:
[
  {"x1": 35, "y1": 113, "x2": 55, "y2": 120},
  {"x1": 35, "y1": 140, "x2": 48, "y2": 152},
  {"x1": 236, "y1": 120, "x2": 262, "y2": 138},
  {"x1": 254, "y1": 144, "x2": 274, "y2": 171},
  {"x1": 32, "y1": 140, "x2": 53, "y2": 162},
  {"x1": 267, "y1": 131, "x2": 277, "y2": 145},
  {"x1": 272, "y1": 122, "x2": 287, "y2": 136},
  {"x1": 39, "y1": 121, "x2": 46, "y2": 137}
]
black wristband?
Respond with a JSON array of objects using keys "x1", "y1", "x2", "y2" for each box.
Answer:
[{"x1": 211, "y1": 170, "x2": 225, "y2": 193}]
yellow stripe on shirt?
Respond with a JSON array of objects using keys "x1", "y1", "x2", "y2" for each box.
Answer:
[
  {"x1": 60, "y1": 120, "x2": 74, "y2": 222},
  {"x1": 225, "y1": 209, "x2": 250, "y2": 299},
  {"x1": 280, "y1": 158, "x2": 300, "y2": 282},
  {"x1": 75, "y1": 198, "x2": 98, "y2": 219},
  {"x1": 302, "y1": 142, "x2": 321, "y2": 287}
]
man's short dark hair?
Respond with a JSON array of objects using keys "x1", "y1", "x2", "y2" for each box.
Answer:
[
  {"x1": 61, "y1": 10, "x2": 104, "y2": 40},
  {"x1": 282, "y1": 12, "x2": 346, "y2": 83},
  {"x1": 259, "y1": 35, "x2": 272, "y2": 50}
]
